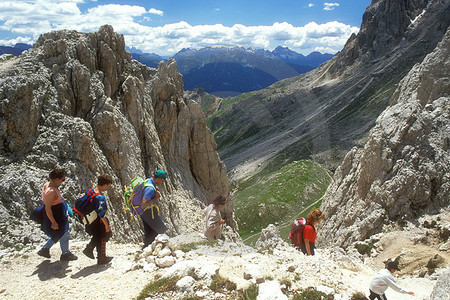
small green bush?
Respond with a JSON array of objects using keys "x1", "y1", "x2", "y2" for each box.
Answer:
[
  {"x1": 351, "y1": 291, "x2": 368, "y2": 300},
  {"x1": 136, "y1": 276, "x2": 180, "y2": 300},
  {"x1": 292, "y1": 287, "x2": 328, "y2": 300},
  {"x1": 397, "y1": 218, "x2": 407, "y2": 228},
  {"x1": 239, "y1": 284, "x2": 258, "y2": 300},
  {"x1": 178, "y1": 240, "x2": 218, "y2": 252},
  {"x1": 209, "y1": 275, "x2": 237, "y2": 292},
  {"x1": 355, "y1": 243, "x2": 373, "y2": 256},
  {"x1": 439, "y1": 227, "x2": 450, "y2": 242},
  {"x1": 423, "y1": 220, "x2": 437, "y2": 229}
]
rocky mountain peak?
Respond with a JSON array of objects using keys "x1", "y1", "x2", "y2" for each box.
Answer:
[
  {"x1": 0, "y1": 25, "x2": 236, "y2": 247},
  {"x1": 332, "y1": 0, "x2": 449, "y2": 71}
]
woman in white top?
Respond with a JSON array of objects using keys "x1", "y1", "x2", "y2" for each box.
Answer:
[{"x1": 203, "y1": 195, "x2": 227, "y2": 240}]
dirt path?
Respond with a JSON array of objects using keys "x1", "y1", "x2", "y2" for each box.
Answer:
[{"x1": 0, "y1": 241, "x2": 149, "y2": 300}]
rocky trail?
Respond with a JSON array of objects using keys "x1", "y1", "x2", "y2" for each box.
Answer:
[{"x1": 0, "y1": 223, "x2": 448, "y2": 300}]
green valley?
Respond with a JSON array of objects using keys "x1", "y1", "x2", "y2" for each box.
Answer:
[{"x1": 232, "y1": 160, "x2": 332, "y2": 241}]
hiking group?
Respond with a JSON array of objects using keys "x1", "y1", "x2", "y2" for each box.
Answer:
[
  {"x1": 33, "y1": 168, "x2": 169, "y2": 265},
  {"x1": 33, "y1": 168, "x2": 415, "y2": 299}
]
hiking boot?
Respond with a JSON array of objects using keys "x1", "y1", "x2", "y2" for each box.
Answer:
[
  {"x1": 60, "y1": 252, "x2": 78, "y2": 261},
  {"x1": 97, "y1": 256, "x2": 113, "y2": 265},
  {"x1": 83, "y1": 246, "x2": 95, "y2": 259},
  {"x1": 37, "y1": 248, "x2": 51, "y2": 258}
]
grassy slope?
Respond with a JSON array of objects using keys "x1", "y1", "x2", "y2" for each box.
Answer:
[{"x1": 233, "y1": 160, "x2": 332, "y2": 242}]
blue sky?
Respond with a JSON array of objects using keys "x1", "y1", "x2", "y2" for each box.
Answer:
[{"x1": 0, "y1": 0, "x2": 371, "y2": 56}]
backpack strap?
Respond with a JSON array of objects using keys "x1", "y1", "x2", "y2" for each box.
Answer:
[
  {"x1": 87, "y1": 189, "x2": 102, "y2": 202},
  {"x1": 141, "y1": 180, "x2": 160, "y2": 218},
  {"x1": 304, "y1": 219, "x2": 315, "y2": 231}
]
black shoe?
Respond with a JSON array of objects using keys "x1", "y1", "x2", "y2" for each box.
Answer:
[
  {"x1": 83, "y1": 246, "x2": 95, "y2": 259},
  {"x1": 60, "y1": 252, "x2": 78, "y2": 261},
  {"x1": 97, "y1": 256, "x2": 113, "y2": 265},
  {"x1": 37, "y1": 248, "x2": 51, "y2": 258}
]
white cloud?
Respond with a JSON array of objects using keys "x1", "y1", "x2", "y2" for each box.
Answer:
[
  {"x1": 148, "y1": 8, "x2": 163, "y2": 16},
  {"x1": 0, "y1": 1, "x2": 358, "y2": 56},
  {"x1": 0, "y1": 36, "x2": 33, "y2": 46},
  {"x1": 324, "y1": 3, "x2": 340, "y2": 11},
  {"x1": 125, "y1": 21, "x2": 358, "y2": 55},
  {"x1": 308, "y1": 3, "x2": 314, "y2": 8}
]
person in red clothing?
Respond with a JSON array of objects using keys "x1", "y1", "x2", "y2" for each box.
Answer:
[{"x1": 301, "y1": 208, "x2": 325, "y2": 256}]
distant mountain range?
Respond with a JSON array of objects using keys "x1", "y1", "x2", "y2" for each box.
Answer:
[
  {"x1": 2, "y1": 43, "x2": 332, "y2": 97},
  {"x1": 0, "y1": 43, "x2": 33, "y2": 56},
  {"x1": 129, "y1": 46, "x2": 334, "y2": 97}
]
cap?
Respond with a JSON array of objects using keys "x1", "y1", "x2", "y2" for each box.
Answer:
[
  {"x1": 387, "y1": 261, "x2": 400, "y2": 271},
  {"x1": 153, "y1": 170, "x2": 167, "y2": 180}
]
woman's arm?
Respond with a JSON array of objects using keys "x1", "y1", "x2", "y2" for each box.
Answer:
[{"x1": 304, "y1": 239, "x2": 312, "y2": 255}]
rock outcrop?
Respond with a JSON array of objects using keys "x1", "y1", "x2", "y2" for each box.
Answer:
[
  {"x1": 430, "y1": 268, "x2": 450, "y2": 300},
  {"x1": 0, "y1": 25, "x2": 236, "y2": 248},
  {"x1": 318, "y1": 27, "x2": 450, "y2": 248}
]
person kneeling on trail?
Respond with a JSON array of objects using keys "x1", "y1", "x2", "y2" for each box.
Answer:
[
  {"x1": 203, "y1": 195, "x2": 227, "y2": 240},
  {"x1": 289, "y1": 208, "x2": 324, "y2": 256},
  {"x1": 368, "y1": 261, "x2": 414, "y2": 300},
  {"x1": 140, "y1": 170, "x2": 168, "y2": 249},
  {"x1": 80, "y1": 174, "x2": 114, "y2": 265}
]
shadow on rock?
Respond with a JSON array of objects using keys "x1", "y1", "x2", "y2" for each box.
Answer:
[
  {"x1": 70, "y1": 263, "x2": 111, "y2": 279},
  {"x1": 31, "y1": 260, "x2": 71, "y2": 281}
]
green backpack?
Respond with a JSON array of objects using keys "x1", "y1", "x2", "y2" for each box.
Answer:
[{"x1": 123, "y1": 177, "x2": 157, "y2": 217}]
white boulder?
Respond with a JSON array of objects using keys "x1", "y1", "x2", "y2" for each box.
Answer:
[
  {"x1": 176, "y1": 276, "x2": 197, "y2": 293},
  {"x1": 155, "y1": 256, "x2": 176, "y2": 268},
  {"x1": 157, "y1": 246, "x2": 173, "y2": 258},
  {"x1": 243, "y1": 264, "x2": 264, "y2": 283},
  {"x1": 257, "y1": 281, "x2": 287, "y2": 300}
]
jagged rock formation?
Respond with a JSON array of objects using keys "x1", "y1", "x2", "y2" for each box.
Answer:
[
  {"x1": 0, "y1": 25, "x2": 236, "y2": 248},
  {"x1": 210, "y1": 0, "x2": 450, "y2": 180},
  {"x1": 430, "y1": 267, "x2": 450, "y2": 300},
  {"x1": 255, "y1": 224, "x2": 287, "y2": 251},
  {"x1": 318, "y1": 27, "x2": 450, "y2": 248}
]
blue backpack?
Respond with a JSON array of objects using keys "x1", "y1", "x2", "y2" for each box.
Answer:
[{"x1": 74, "y1": 189, "x2": 101, "y2": 225}]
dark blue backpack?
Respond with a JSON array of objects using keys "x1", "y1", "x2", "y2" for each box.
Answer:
[{"x1": 74, "y1": 189, "x2": 101, "y2": 225}]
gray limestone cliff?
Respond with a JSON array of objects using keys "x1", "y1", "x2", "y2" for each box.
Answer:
[
  {"x1": 0, "y1": 25, "x2": 236, "y2": 248},
  {"x1": 318, "y1": 27, "x2": 450, "y2": 248}
]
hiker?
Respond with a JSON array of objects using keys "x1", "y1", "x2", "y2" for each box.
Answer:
[
  {"x1": 82, "y1": 174, "x2": 114, "y2": 265},
  {"x1": 300, "y1": 208, "x2": 324, "y2": 256},
  {"x1": 301, "y1": 208, "x2": 324, "y2": 256},
  {"x1": 369, "y1": 261, "x2": 415, "y2": 300},
  {"x1": 140, "y1": 170, "x2": 168, "y2": 249},
  {"x1": 37, "y1": 168, "x2": 78, "y2": 261},
  {"x1": 203, "y1": 195, "x2": 227, "y2": 240}
]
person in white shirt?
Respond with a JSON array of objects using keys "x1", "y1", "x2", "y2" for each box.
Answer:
[
  {"x1": 203, "y1": 195, "x2": 227, "y2": 240},
  {"x1": 369, "y1": 261, "x2": 415, "y2": 300}
]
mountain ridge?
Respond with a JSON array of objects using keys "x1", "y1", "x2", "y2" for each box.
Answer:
[{"x1": 130, "y1": 46, "x2": 333, "y2": 96}]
